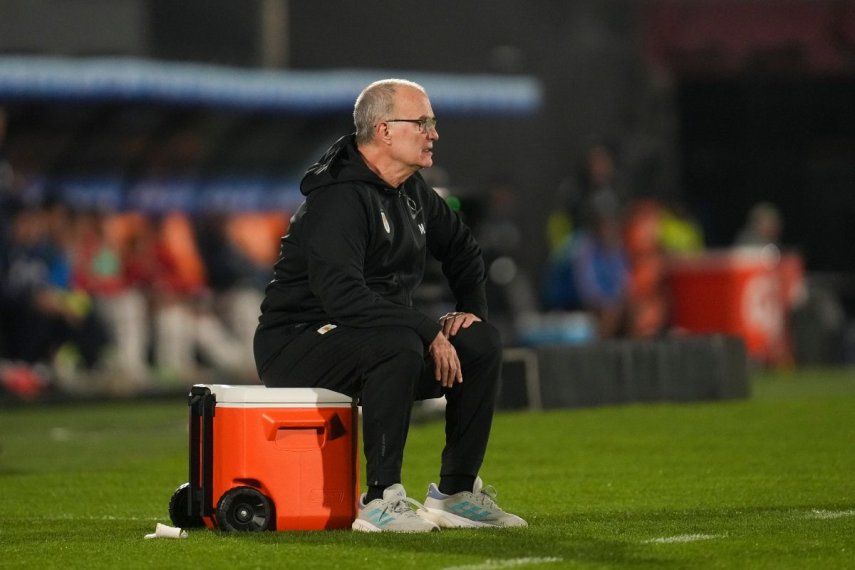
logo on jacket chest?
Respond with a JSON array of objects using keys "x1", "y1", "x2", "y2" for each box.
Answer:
[{"x1": 379, "y1": 207, "x2": 425, "y2": 237}]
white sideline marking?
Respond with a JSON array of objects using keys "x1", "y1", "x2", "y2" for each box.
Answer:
[
  {"x1": 442, "y1": 557, "x2": 562, "y2": 570},
  {"x1": 807, "y1": 509, "x2": 855, "y2": 520},
  {"x1": 643, "y1": 534, "x2": 722, "y2": 544}
]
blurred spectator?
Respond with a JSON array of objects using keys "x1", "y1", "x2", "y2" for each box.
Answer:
[
  {"x1": 543, "y1": 207, "x2": 630, "y2": 339},
  {"x1": 0, "y1": 206, "x2": 107, "y2": 387},
  {"x1": 623, "y1": 200, "x2": 670, "y2": 338},
  {"x1": 732, "y1": 202, "x2": 842, "y2": 367},
  {"x1": 148, "y1": 212, "x2": 248, "y2": 384},
  {"x1": 0, "y1": 107, "x2": 18, "y2": 240},
  {"x1": 195, "y1": 212, "x2": 267, "y2": 379},
  {"x1": 72, "y1": 211, "x2": 124, "y2": 300},
  {"x1": 735, "y1": 202, "x2": 782, "y2": 248},
  {"x1": 72, "y1": 210, "x2": 151, "y2": 393},
  {"x1": 571, "y1": 210, "x2": 630, "y2": 338},
  {"x1": 548, "y1": 141, "x2": 627, "y2": 251},
  {"x1": 659, "y1": 202, "x2": 705, "y2": 254},
  {"x1": 543, "y1": 141, "x2": 634, "y2": 339},
  {"x1": 0, "y1": 108, "x2": 10, "y2": 358}
]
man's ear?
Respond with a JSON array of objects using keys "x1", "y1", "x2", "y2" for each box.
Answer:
[{"x1": 377, "y1": 122, "x2": 392, "y2": 144}]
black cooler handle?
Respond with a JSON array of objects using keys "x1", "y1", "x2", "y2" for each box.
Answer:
[{"x1": 188, "y1": 386, "x2": 216, "y2": 518}]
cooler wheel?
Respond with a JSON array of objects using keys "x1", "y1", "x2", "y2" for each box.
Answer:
[
  {"x1": 216, "y1": 487, "x2": 274, "y2": 532},
  {"x1": 168, "y1": 482, "x2": 205, "y2": 528}
]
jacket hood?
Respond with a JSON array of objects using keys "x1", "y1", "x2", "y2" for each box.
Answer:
[{"x1": 300, "y1": 134, "x2": 387, "y2": 196}]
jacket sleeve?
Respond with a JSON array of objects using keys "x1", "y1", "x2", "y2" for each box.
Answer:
[
  {"x1": 424, "y1": 186, "x2": 488, "y2": 320},
  {"x1": 303, "y1": 185, "x2": 441, "y2": 344}
]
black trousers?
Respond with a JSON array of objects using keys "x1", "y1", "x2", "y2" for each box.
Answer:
[{"x1": 255, "y1": 321, "x2": 502, "y2": 488}]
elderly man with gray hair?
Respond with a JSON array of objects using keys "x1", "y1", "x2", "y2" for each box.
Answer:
[{"x1": 254, "y1": 79, "x2": 526, "y2": 532}]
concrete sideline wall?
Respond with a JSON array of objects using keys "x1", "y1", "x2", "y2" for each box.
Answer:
[{"x1": 499, "y1": 335, "x2": 749, "y2": 410}]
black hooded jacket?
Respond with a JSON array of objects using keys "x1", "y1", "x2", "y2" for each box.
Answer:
[{"x1": 255, "y1": 135, "x2": 486, "y2": 372}]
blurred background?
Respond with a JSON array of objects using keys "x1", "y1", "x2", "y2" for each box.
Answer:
[{"x1": 0, "y1": 0, "x2": 853, "y2": 402}]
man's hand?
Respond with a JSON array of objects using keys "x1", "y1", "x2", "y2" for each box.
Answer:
[
  {"x1": 429, "y1": 331, "x2": 462, "y2": 388},
  {"x1": 439, "y1": 311, "x2": 481, "y2": 338}
]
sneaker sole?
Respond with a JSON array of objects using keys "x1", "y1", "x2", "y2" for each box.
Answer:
[
  {"x1": 422, "y1": 507, "x2": 497, "y2": 529},
  {"x1": 351, "y1": 518, "x2": 439, "y2": 533},
  {"x1": 352, "y1": 519, "x2": 383, "y2": 532}
]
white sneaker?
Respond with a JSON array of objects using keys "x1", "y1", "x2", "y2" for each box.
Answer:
[
  {"x1": 423, "y1": 477, "x2": 528, "y2": 528},
  {"x1": 352, "y1": 484, "x2": 440, "y2": 533}
]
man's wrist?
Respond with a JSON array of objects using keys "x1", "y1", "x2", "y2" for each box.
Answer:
[{"x1": 417, "y1": 316, "x2": 443, "y2": 345}]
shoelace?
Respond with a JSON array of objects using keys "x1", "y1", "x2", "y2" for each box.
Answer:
[
  {"x1": 384, "y1": 496, "x2": 429, "y2": 517},
  {"x1": 472, "y1": 485, "x2": 500, "y2": 509}
]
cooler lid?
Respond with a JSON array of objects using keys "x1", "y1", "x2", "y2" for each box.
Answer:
[{"x1": 195, "y1": 384, "x2": 352, "y2": 405}]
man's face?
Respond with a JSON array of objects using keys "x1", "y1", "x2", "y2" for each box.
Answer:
[{"x1": 386, "y1": 87, "x2": 439, "y2": 171}]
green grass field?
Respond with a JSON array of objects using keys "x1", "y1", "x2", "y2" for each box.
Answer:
[{"x1": 1, "y1": 370, "x2": 854, "y2": 569}]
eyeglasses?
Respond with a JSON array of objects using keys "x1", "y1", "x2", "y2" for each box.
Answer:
[{"x1": 383, "y1": 117, "x2": 438, "y2": 134}]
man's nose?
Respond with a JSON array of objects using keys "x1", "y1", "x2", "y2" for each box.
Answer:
[{"x1": 427, "y1": 126, "x2": 439, "y2": 141}]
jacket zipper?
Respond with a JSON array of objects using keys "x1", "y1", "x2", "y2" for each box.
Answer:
[
  {"x1": 397, "y1": 189, "x2": 420, "y2": 241},
  {"x1": 397, "y1": 189, "x2": 421, "y2": 306}
]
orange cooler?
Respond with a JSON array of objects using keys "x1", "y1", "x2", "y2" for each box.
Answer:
[
  {"x1": 171, "y1": 384, "x2": 359, "y2": 532},
  {"x1": 667, "y1": 249, "x2": 786, "y2": 364}
]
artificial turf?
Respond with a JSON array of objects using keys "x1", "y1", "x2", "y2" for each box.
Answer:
[{"x1": 1, "y1": 369, "x2": 853, "y2": 569}]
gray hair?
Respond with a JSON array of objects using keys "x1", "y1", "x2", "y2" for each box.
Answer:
[{"x1": 353, "y1": 79, "x2": 427, "y2": 145}]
